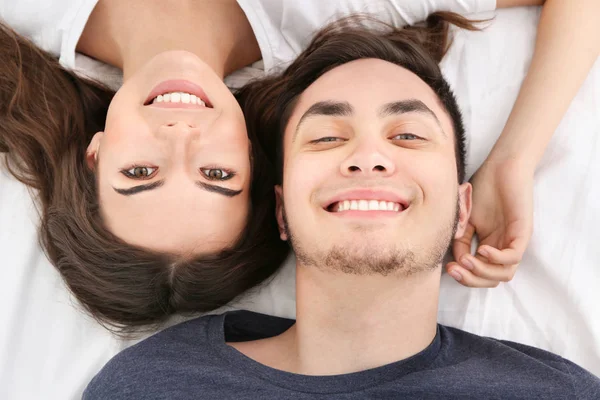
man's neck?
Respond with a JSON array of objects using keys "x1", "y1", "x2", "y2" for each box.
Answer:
[
  {"x1": 235, "y1": 265, "x2": 440, "y2": 375},
  {"x1": 77, "y1": 0, "x2": 260, "y2": 81}
]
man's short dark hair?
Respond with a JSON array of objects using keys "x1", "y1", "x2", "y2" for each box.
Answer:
[{"x1": 237, "y1": 13, "x2": 480, "y2": 184}]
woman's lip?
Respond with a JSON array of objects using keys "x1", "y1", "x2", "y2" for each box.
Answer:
[{"x1": 144, "y1": 80, "x2": 213, "y2": 107}]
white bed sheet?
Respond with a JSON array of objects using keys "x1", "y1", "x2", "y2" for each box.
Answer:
[{"x1": 1, "y1": 7, "x2": 599, "y2": 400}]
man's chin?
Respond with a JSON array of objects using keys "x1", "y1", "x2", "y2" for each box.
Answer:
[{"x1": 318, "y1": 244, "x2": 416, "y2": 277}]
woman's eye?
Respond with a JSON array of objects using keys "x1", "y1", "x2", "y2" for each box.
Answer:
[
  {"x1": 121, "y1": 166, "x2": 158, "y2": 179},
  {"x1": 201, "y1": 168, "x2": 234, "y2": 181},
  {"x1": 391, "y1": 133, "x2": 422, "y2": 141}
]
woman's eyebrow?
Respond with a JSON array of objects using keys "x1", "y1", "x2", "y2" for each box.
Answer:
[
  {"x1": 113, "y1": 180, "x2": 165, "y2": 196},
  {"x1": 195, "y1": 181, "x2": 243, "y2": 198},
  {"x1": 113, "y1": 180, "x2": 242, "y2": 198}
]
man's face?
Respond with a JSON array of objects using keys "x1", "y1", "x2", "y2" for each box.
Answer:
[{"x1": 277, "y1": 58, "x2": 472, "y2": 276}]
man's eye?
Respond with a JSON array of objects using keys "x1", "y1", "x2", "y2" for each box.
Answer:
[
  {"x1": 391, "y1": 133, "x2": 422, "y2": 141},
  {"x1": 121, "y1": 166, "x2": 158, "y2": 179},
  {"x1": 311, "y1": 137, "x2": 343, "y2": 144},
  {"x1": 200, "y1": 168, "x2": 234, "y2": 181}
]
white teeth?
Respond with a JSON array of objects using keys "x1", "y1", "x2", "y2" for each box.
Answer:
[
  {"x1": 358, "y1": 200, "x2": 369, "y2": 211},
  {"x1": 332, "y1": 199, "x2": 405, "y2": 212},
  {"x1": 337, "y1": 201, "x2": 345, "y2": 212},
  {"x1": 151, "y1": 92, "x2": 207, "y2": 106}
]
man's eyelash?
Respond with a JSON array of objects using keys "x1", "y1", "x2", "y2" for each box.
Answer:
[
  {"x1": 391, "y1": 133, "x2": 424, "y2": 140},
  {"x1": 310, "y1": 137, "x2": 344, "y2": 144}
]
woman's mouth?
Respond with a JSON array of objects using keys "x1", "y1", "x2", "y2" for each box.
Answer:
[
  {"x1": 147, "y1": 91, "x2": 209, "y2": 109},
  {"x1": 144, "y1": 80, "x2": 213, "y2": 108}
]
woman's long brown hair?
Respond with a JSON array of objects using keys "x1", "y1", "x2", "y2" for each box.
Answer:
[{"x1": 0, "y1": 22, "x2": 288, "y2": 335}]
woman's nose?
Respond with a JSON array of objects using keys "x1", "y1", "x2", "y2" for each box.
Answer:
[{"x1": 156, "y1": 121, "x2": 199, "y2": 139}]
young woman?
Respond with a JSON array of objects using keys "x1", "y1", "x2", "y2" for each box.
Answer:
[{"x1": 1, "y1": 0, "x2": 597, "y2": 332}]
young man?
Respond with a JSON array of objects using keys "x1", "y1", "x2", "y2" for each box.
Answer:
[{"x1": 84, "y1": 24, "x2": 600, "y2": 400}]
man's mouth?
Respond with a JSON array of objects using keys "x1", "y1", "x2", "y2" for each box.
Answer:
[{"x1": 326, "y1": 199, "x2": 408, "y2": 213}]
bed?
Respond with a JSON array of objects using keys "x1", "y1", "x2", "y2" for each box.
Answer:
[{"x1": 1, "y1": 7, "x2": 598, "y2": 399}]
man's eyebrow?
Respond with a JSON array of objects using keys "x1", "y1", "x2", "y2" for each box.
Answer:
[
  {"x1": 293, "y1": 101, "x2": 354, "y2": 142},
  {"x1": 113, "y1": 180, "x2": 165, "y2": 196},
  {"x1": 195, "y1": 181, "x2": 243, "y2": 198},
  {"x1": 378, "y1": 99, "x2": 446, "y2": 136}
]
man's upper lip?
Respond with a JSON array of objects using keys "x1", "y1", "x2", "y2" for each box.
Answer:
[{"x1": 323, "y1": 189, "x2": 410, "y2": 210}]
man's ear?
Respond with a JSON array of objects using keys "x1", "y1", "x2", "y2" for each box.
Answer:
[
  {"x1": 86, "y1": 132, "x2": 104, "y2": 170},
  {"x1": 454, "y1": 182, "x2": 473, "y2": 239},
  {"x1": 274, "y1": 185, "x2": 288, "y2": 241}
]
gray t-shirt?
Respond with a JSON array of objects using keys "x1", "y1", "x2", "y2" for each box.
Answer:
[{"x1": 84, "y1": 310, "x2": 600, "y2": 399}]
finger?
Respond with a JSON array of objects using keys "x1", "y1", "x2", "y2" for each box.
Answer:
[
  {"x1": 507, "y1": 234, "x2": 530, "y2": 256},
  {"x1": 476, "y1": 246, "x2": 521, "y2": 266},
  {"x1": 459, "y1": 254, "x2": 519, "y2": 282},
  {"x1": 446, "y1": 263, "x2": 500, "y2": 288},
  {"x1": 453, "y1": 223, "x2": 476, "y2": 262},
  {"x1": 477, "y1": 234, "x2": 529, "y2": 265}
]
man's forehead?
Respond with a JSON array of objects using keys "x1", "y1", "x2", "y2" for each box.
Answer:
[
  {"x1": 285, "y1": 59, "x2": 452, "y2": 137},
  {"x1": 284, "y1": 59, "x2": 453, "y2": 142}
]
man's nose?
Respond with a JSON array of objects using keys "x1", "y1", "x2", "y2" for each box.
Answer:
[{"x1": 340, "y1": 139, "x2": 395, "y2": 177}]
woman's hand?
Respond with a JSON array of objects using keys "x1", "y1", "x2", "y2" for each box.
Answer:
[
  {"x1": 446, "y1": 158, "x2": 534, "y2": 287},
  {"x1": 445, "y1": 0, "x2": 600, "y2": 288}
]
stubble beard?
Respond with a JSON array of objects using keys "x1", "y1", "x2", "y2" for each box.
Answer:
[{"x1": 283, "y1": 199, "x2": 460, "y2": 277}]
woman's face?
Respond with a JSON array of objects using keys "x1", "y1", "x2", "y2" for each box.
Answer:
[{"x1": 87, "y1": 51, "x2": 251, "y2": 254}]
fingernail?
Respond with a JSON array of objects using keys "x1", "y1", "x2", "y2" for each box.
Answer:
[
  {"x1": 478, "y1": 248, "x2": 489, "y2": 258},
  {"x1": 461, "y1": 256, "x2": 474, "y2": 270},
  {"x1": 449, "y1": 270, "x2": 462, "y2": 281}
]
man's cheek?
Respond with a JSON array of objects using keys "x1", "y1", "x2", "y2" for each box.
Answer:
[{"x1": 427, "y1": 170, "x2": 457, "y2": 197}]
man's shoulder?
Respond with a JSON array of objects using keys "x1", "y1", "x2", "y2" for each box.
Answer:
[
  {"x1": 439, "y1": 324, "x2": 577, "y2": 367},
  {"x1": 436, "y1": 325, "x2": 600, "y2": 398},
  {"x1": 82, "y1": 314, "x2": 222, "y2": 400}
]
